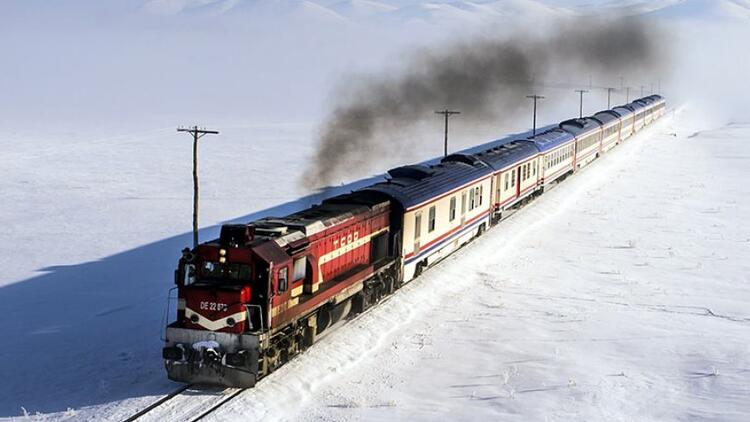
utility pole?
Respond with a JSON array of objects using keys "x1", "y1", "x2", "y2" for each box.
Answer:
[
  {"x1": 177, "y1": 126, "x2": 219, "y2": 248},
  {"x1": 626, "y1": 86, "x2": 631, "y2": 103},
  {"x1": 658, "y1": 78, "x2": 661, "y2": 94},
  {"x1": 640, "y1": 85, "x2": 644, "y2": 97},
  {"x1": 435, "y1": 109, "x2": 460, "y2": 157},
  {"x1": 575, "y1": 89, "x2": 588, "y2": 118},
  {"x1": 606, "y1": 87, "x2": 614, "y2": 109},
  {"x1": 619, "y1": 76, "x2": 624, "y2": 90},
  {"x1": 526, "y1": 95, "x2": 545, "y2": 137}
]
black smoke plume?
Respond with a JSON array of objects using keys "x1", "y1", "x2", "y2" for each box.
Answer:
[{"x1": 303, "y1": 18, "x2": 668, "y2": 188}]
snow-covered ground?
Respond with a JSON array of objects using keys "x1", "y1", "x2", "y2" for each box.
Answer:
[
  {"x1": 6, "y1": 107, "x2": 750, "y2": 421},
  {"x1": 202, "y1": 108, "x2": 750, "y2": 421},
  {"x1": 3, "y1": 0, "x2": 750, "y2": 421}
]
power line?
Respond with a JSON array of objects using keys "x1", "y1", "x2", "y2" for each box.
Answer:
[
  {"x1": 435, "y1": 109, "x2": 461, "y2": 157},
  {"x1": 526, "y1": 95, "x2": 545, "y2": 137},
  {"x1": 177, "y1": 126, "x2": 219, "y2": 248}
]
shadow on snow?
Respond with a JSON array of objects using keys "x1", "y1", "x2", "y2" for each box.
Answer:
[{"x1": 0, "y1": 127, "x2": 545, "y2": 417}]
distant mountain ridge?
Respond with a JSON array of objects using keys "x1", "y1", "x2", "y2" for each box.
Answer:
[{"x1": 140, "y1": 0, "x2": 750, "y2": 22}]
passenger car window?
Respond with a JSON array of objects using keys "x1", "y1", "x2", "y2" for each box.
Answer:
[{"x1": 428, "y1": 206, "x2": 436, "y2": 232}]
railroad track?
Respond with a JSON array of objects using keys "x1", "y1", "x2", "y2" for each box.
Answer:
[
  {"x1": 120, "y1": 385, "x2": 246, "y2": 422},
  {"x1": 121, "y1": 291, "x2": 401, "y2": 422}
]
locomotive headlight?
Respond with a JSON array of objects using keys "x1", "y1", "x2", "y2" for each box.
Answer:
[
  {"x1": 219, "y1": 248, "x2": 227, "y2": 256},
  {"x1": 219, "y1": 256, "x2": 227, "y2": 264}
]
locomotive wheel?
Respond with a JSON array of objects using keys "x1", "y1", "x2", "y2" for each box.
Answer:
[
  {"x1": 383, "y1": 274, "x2": 393, "y2": 295},
  {"x1": 316, "y1": 306, "x2": 332, "y2": 334},
  {"x1": 351, "y1": 293, "x2": 365, "y2": 314}
]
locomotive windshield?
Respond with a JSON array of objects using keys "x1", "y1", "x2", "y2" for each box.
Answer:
[{"x1": 198, "y1": 261, "x2": 252, "y2": 284}]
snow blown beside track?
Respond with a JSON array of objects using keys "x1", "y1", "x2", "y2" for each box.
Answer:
[{"x1": 205, "y1": 108, "x2": 750, "y2": 421}]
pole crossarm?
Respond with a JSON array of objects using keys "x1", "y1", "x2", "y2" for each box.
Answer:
[
  {"x1": 435, "y1": 109, "x2": 461, "y2": 157},
  {"x1": 177, "y1": 126, "x2": 219, "y2": 249}
]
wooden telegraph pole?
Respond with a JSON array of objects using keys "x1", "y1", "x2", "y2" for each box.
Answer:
[
  {"x1": 526, "y1": 95, "x2": 544, "y2": 137},
  {"x1": 575, "y1": 89, "x2": 588, "y2": 119},
  {"x1": 435, "y1": 109, "x2": 461, "y2": 157},
  {"x1": 177, "y1": 126, "x2": 219, "y2": 248}
]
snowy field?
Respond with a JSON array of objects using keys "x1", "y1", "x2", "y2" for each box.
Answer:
[
  {"x1": 2, "y1": 0, "x2": 750, "y2": 421},
  {"x1": 5, "y1": 107, "x2": 750, "y2": 421}
]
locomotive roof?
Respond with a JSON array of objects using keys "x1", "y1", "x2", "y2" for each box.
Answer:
[
  {"x1": 523, "y1": 128, "x2": 575, "y2": 152},
  {"x1": 592, "y1": 110, "x2": 620, "y2": 125},
  {"x1": 363, "y1": 159, "x2": 493, "y2": 210},
  {"x1": 252, "y1": 191, "x2": 390, "y2": 242},
  {"x1": 559, "y1": 117, "x2": 601, "y2": 136},
  {"x1": 474, "y1": 141, "x2": 539, "y2": 170}
]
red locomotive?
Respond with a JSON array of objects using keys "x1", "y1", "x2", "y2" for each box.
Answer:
[{"x1": 163, "y1": 192, "x2": 400, "y2": 387}]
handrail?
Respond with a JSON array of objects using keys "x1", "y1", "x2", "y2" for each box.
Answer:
[{"x1": 160, "y1": 286, "x2": 178, "y2": 342}]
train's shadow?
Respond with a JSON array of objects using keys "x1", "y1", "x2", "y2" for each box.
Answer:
[
  {"x1": 0, "y1": 127, "x2": 548, "y2": 417},
  {"x1": 0, "y1": 177, "x2": 383, "y2": 417}
]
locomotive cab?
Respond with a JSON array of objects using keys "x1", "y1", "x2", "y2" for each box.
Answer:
[
  {"x1": 162, "y1": 224, "x2": 281, "y2": 387},
  {"x1": 175, "y1": 244, "x2": 269, "y2": 334}
]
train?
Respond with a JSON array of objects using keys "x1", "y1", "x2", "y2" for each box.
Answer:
[{"x1": 162, "y1": 94, "x2": 666, "y2": 387}]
